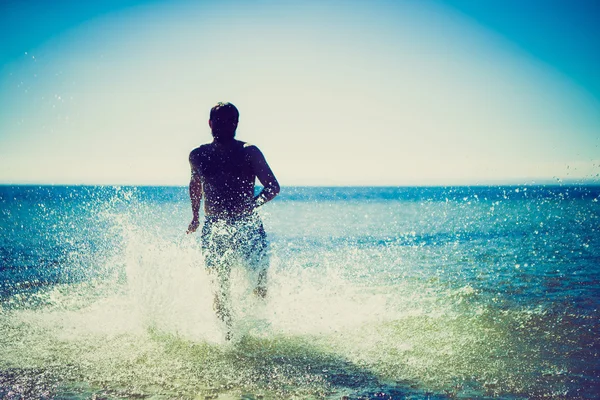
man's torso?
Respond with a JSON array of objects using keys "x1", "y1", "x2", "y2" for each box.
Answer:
[{"x1": 190, "y1": 140, "x2": 256, "y2": 218}]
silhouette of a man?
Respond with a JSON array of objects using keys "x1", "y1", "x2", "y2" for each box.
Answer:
[{"x1": 187, "y1": 102, "x2": 280, "y2": 337}]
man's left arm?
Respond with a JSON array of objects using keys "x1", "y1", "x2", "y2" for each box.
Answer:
[{"x1": 248, "y1": 145, "x2": 280, "y2": 208}]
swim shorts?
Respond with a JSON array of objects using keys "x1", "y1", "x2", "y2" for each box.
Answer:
[{"x1": 201, "y1": 213, "x2": 269, "y2": 274}]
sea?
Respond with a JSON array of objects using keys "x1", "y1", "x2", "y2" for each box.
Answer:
[{"x1": 0, "y1": 185, "x2": 599, "y2": 399}]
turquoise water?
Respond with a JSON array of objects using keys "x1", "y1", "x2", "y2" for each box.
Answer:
[{"x1": 1, "y1": 185, "x2": 599, "y2": 399}]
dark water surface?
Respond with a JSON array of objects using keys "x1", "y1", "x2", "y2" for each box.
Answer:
[{"x1": 1, "y1": 185, "x2": 599, "y2": 399}]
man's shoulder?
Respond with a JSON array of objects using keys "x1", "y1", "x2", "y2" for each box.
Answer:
[
  {"x1": 192, "y1": 143, "x2": 212, "y2": 151},
  {"x1": 241, "y1": 142, "x2": 262, "y2": 155},
  {"x1": 189, "y1": 144, "x2": 212, "y2": 164},
  {"x1": 236, "y1": 140, "x2": 258, "y2": 150},
  {"x1": 191, "y1": 143, "x2": 215, "y2": 153}
]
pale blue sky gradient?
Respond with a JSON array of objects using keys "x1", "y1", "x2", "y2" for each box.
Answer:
[{"x1": 1, "y1": 0, "x2": 599, "y2": 185}]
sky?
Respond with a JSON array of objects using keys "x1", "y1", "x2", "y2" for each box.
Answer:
[{"x1": 1, "y1": 0, "x2": 599, "y2": 186}]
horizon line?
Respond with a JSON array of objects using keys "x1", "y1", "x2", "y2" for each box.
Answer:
[{"x1": 1, "y1": 181, "x2": 599, "y2": 188}]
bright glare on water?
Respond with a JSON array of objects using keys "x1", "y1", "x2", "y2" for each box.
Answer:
[{"x1": 0, "y1": 186, "x2": 599, "y2": 399}]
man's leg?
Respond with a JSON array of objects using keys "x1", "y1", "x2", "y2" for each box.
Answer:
[
  {"x1": 202, "y1": 219, "x2": 234, "y2": 339},
  {"x1": 253, "y1": 267, "x2": 268, "y2": 299},
  {"x1": 212, "y1": 265, "x2": 233, "y2": 338},
  {"x1": 240, "y1": 218, "x2": 270, "y2": 299}
]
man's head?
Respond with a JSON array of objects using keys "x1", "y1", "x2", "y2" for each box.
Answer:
[{"x1": 209, "y1": 102, "x2": 239, "y2": 141}]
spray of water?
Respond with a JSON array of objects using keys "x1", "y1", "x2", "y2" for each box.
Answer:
[{"x1": 1, "y1": 187, "x2": 596, "y2": 399}]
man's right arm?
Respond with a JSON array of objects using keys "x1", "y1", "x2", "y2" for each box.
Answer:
[{"x1": 187, "y1": 155, "x2": 203, "y2": 234}]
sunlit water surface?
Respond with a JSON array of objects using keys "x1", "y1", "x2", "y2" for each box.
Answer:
[{"x1": 1, "y1": 186, "x2": 599, "y2": 399}]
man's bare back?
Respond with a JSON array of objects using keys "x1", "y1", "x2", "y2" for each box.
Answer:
[{"x1": 187, "y1": 139, "x2": 279, "y2": 224}]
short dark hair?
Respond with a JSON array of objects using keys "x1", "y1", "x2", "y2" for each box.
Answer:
[
  {"x1": 209, "y1": 102, "x2": 239, "y2": 141},
  {"x1": 210, "y1": 102, "x2": 239, "y2": 123}
]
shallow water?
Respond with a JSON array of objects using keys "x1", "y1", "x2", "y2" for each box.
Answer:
[{"x1": 1, "y1": 185, "x2": 599, "y2": 399}]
